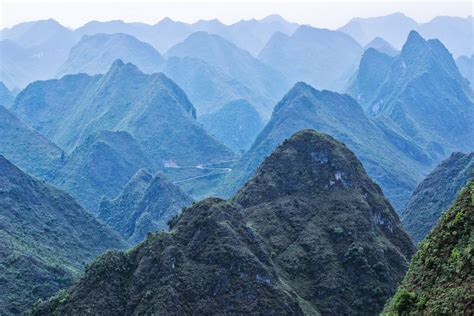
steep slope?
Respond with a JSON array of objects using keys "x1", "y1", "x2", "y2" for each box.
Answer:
[
  {"x1": 50, "y1": 131, "x2": 154, "y2": 211},
  {"x1": 199, "y1": 99, "x2": 264, "y2": 153},
  {"x1": 234, "y1": 130, "x2": 415, "y2": 315},
  {"x1": 222, "y1": 82, "x2": 431, "y2": 210},
  {"x1": 384, "y1": 180, "x2": 473, "y2": 315},
  {"x1": 0, "y1": 156, "x2": 126, "y2": 315},
  {"x1": 338, "y1": 13, "x2": 418, "y2": 48},
  {"x1": 0, "y1": 81, "x2": 14, "y2": 108},
  {"x1": 400, "y1": 152, "x2": 474, "y2": 243},
  {"x1": 364, "y1": 37, "x2": 398, "y2": 56},
  {"x1": 166, "y1": 32, "x2": 290, "y2": 118},
  {"x1": 259, "y1": 25, "x2": 363, "y2": 91},
  {"x1": 0, "y1": 105, "x2": 64, "y2": 179},
  {"x1": 162, "y1": 56, "x2": 265, "y2": 115},
  {"x1": 346, "y1": 48, "x2": 395, "y2": 110},
  {"x1": 98, "y1": 170, "x2": 193, "y2": 244},
  {"x1": 12, "y1": 60, "x2": 235, "y2": 166},
  {"x1": 30, "y1": 130, "x2": 414, "y2": 315},
  {"x1": 456, "y1": 55, "x2": 473, "y2": 86},
  {"x1": 57, "y1": 33, "x2": 164, "y2": 77},
  {"x1": 368, "y1": 31, "x2": 474, "y2": 160}
]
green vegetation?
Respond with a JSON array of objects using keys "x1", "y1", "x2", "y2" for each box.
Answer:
[
  {"x1": 384, "y1": 180, "x2": 474, "y2": 315},
  {"x1": 30, "y1": 130, "x2": 414, "y2": 315},
  {"x1": 0, "y1": 156, "x2": 126, "y2": 315}
]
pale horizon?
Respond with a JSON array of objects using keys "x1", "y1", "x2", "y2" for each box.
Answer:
[{"x1": 1, "y1": 0, "x2": 472, "y2": 30}]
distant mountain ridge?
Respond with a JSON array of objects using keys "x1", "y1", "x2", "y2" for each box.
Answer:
[{"x1": 12, "y1": 60, "x2": 234, "y2": 166}]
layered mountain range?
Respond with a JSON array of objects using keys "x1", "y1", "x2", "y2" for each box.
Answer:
[{"x1": 29, "y1": 130, "x2": 415, "y2": 315}]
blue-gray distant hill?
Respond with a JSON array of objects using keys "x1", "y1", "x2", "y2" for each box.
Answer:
[
  {"x1": 12, "y1": 60, "x2": 234, "y2": 166},
  {"x1": 199, "y1": 99, "x2": 264, "y2": 153},
  {"x1": 259, "y1": 25, "x2": 363, "y2": 91},
  {"x1": 456, "y1": 55, "x2": 473, "y2": 87},
  {"x1": 165, "y1": 32, "x2": 290, "y2": 118},
  {"x1": 351, "y1": 31, "x2": 474, "y2": 162},
  {"x1": 339, "y1": 13, "x2": 473, "y2": 57},
  {"x1": 57, "y1": 33, "x2": 164, "y2": 77}
]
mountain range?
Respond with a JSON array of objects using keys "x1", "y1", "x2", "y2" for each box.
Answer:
[
  {"x1": 259, "y1": 25, "x2": 363, "y2": 91},
  {"x1": 220, "y1": 81, "x2": 431, "y2": 211},
  {"x1": 0, "y1": 156, "x2": 126, "y2": 315},
  {"x1": 339, "y1": 13, "x2": 473, "y2": 57},
  {"x1": 29, "y1": 130, "x2": 415, "y2": 315}
]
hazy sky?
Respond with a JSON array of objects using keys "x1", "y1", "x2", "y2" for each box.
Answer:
[{"x1": 0, "y1": 0, "x2": 472, "y2": 30}]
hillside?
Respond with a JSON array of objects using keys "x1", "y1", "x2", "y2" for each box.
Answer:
[
  {"x1": 12, "y1": 60, "x2": 235, "y2": 167},
  {"x1": 221, "y1": 82, "x2": 431, "y2": 210},
  {"x1": 30, "y1": 130, "x2": 414, "y2": 315},
  {"x1": 0, "y1": 156, "x2": 126, "y2": 315},
  {"x1": 98, "y1": 169, "x2": 193, "y2": 244},
  {"x1": 384, "y1": 180, "x2": 473, "y2": 315},
  {"x1": 199, "y1": 99, "x2": 264, "y2": 152},
  {"x1": 401, "y1": 152, "x2": 474, "y2": 243}
]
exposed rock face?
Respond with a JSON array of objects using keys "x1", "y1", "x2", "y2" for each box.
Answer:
[
  {"x1": 384, "y1": 180, "x2": 473, "y2": 315},
  {"x1": 0, "y1": 156, "x2": 126, "y2": 315},
  {"x1": 401, "y1": 152, "x2": 474, "y2": 243},
  {"x1": 30, "y1": 130, "x2": 414, "y2": 315},
  {"x1": 98, "y1": 169, "x2": 193, "y2": 244}
]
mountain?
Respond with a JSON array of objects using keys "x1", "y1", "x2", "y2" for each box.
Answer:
[
  {"x1": 57, "y1": 33, "x2": 164, "y2": 77},
  {"x1": 12, "y1": 60, "x2": 235, "y2": 166},
  {"x1": 417, "y1": 16, "x2": 474, "y2": 57},
  {"x1": 0, "y1": 105, "x2": 64, "y2": 179},
  {"x1": 338, "y1": 13, "x2": 418, "y2": 48},
  {"x1": 259, "y1": 25, "x2": 363, "y2": 91},
  {"x1": 0, "y1": 19, "x2": 79, "y2": 89},
  {"x1": 166, "y1": 32, "x2": 290, "y2": 118},
  {"x1": 368, "y1": 31, "x2": 474, "y2": 160},
  {"x1": 346, "y1": 48, "x2": 395, "y2": 110},
  {"x1": 74, "y1": 15, "x2": 298, "y2": 55},
  {"x1": 400, "y1": 152, "x2": 474, "y2": 243},
  {"x1": 162, "y1": 56, "x2": 264, "y2": 115},
  {"x1": 0, "y1": 156, "x2": 126, "y2": 315},
  {"x1": 98, "y1": 169, "x2": 193, "y2": 244},
  {"x1": 199, "y1": 99, "x2": 264, "y2": 153},
  {"x1": 339, "y1": 13, "x2": 473, "y2": 57},
  {"x1": 29, "y1": 129, "x2": 415, "y2": 315},
  {"x1": 193, "y1": 14, "x2": 299, "y2": 56},
  {"x1": 221, "y1": 82, "x2": 431, "y2": 210},
  {"x1": 456, "y1": 55, "x2": 473, "y2": 86},
  {"x1": 364, "y1": 37, "x2": 398, "y2": 56},
  {"x1": 50, "y1": 131, "x2": 154, "y2": 211},
  {"x1": 384, "y1": 180, "x2": 473, "y2": 315},
  {"x1": 0, "y1": 81, "x2": 14, "y2": 108}
]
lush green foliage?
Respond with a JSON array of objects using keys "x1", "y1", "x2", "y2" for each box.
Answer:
[
  {"x1": 384, "y1": 180, "x2": 474, "y2": 315},
  {"x1": 0, "y1": 156, "x2": 126, "y2": 315},
  {"x1": 30, "y1": 130, "x2": 414, "y2": 315}
]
